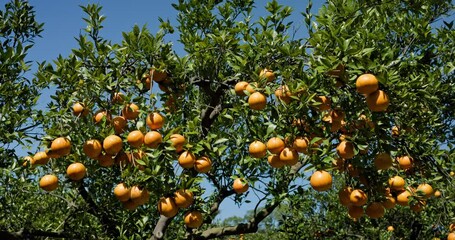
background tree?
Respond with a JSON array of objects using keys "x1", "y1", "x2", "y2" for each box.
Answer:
[{"x1": 1, "y1": 0, "x2": 455, "y2": 239}]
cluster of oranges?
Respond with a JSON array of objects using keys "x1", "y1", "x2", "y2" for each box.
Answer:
[
  {"x1": 355, "y1": 74, "x2": 390, "y2": 112},
  {"x1": 156, "y1": 189, "x2": 203, "y2": 228}
]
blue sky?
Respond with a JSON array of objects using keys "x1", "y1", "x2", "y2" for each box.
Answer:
[{"x1": 24, "y1": 0, "x2": 321, "y2": 221}]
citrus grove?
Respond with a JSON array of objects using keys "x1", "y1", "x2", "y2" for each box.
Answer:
[{"x1": 1, "y1": 0, "x2": 455, "y2": 239}]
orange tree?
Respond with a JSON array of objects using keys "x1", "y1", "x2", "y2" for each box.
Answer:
[{"x1": 2, "y1": 0, "x2": 455, "y2": 239}]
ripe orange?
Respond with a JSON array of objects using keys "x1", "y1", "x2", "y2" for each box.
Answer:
[
  {"x1": 396, "y1": 190, "x2": 412, "y2": 206},
  {"x1": 122, "y1": 103, "x2": 140, "y2": 120},
  {"x1": 248, "y1": 92, "x2": 267, "y2": 110},
  {"x1": 114, "y1": 183, "x2": 131, "y2": 202},
  {"x1": 266, "y1": 137, "x2": 285, "y2": 154},
  {"x1": 144, "y1": 131, "x2": 162, "y2": 148},
  {"x1": 397, "y1": 155, "x2": 413, "y2": 169},
  {"x1": 249, "y1": 140, "x2": 267, "y2": 158},
  {"x1": 356, "y1": 74, "x2": 379, "y2": 95},
  {"x1": 178, "y1": 151, "x2": 196, "y2": 169},
  {"x1": 348, "y1": 205, "x2": 364, "y2": 219},
  {"x1": 112, "y1": 92, "x2": 125, "y2": 104},
  {"x1": 366, "y1": 90, "x2": 389, "y2": 112},
  {"x1": 387, "y1": 226, "x2": 394, "y2": 232},
  {"x1": 448, "y1": 232, "x2": 455, "y2": 240},
  {"x1": 267, "y1": 155, "x2": 285, "y2": 168},
  {"x1": 39, "y1": 174, "x2": 58, "y2": 192},
  {"x1": 83, "y1": 139, "x2": 102, "y2": 159},
  {"x1": 157, "y1": 197, "x2": 178, "y2": 218},
  {"x1": 127, "y1": 130, "x2": 144, "y2": 148},
  {"x1": 382, "y1": 196, "x2": 396, "y2": 209},
  {"x1": 194, "y1": 156, "x2": 212, "y2": 173},
  {"x1": 349, "y1": 189, "x2": 368, "y2": 206},
  {"x1": 103, "y1": 135, "x2": 123, "y2": 155},
  {"x1": 233, "y1": 178, "x2": 249, "y2": 194},
  {"x1": 259, "y1": 68, "x2": 275, "y2": 82},
  {"x1": 279, "y1": 147, "x2": 299, "y2": 166},
  {"x1": 315, "y1": 96, "x2": 331, "y2": 111},
  {"x1": 130, "y1": 186, "x2": 150, "y2": 205},
  {"x1": 94, "y1": 110, "x2": 111, "y2": 123},
  {"x1": 66, "y1": 162, "x2": 86, "y2": 181},
  {"x1": 49, "y1": 137, "x2": 71, "y2": 157},
  {"x1": 338, "y1": 186, "x2": 353, "y2": 206},
  {"x1": 374, "y1": 153, "x2": 393, "y2": 170},
  {"x1": 336, "y1": 141, "x2": 355, "y2": 159},
  {"x1": 146, "y1": 112, "x2": 165, "y2": 130},
  {"x1": 293, "y1": 136, "x2": 309, "y2": 153},
  {"x1": 150, "y1": 68, "x2": 167, "y2": 82},
  {"x1": 274, "y1": 85, "x2": 292, "y2": 104},
  {"x1": 234, "y1": 81, "x2": 249, "y2": 96},
  {"x1": 388, "y1": 176, "x2": 406, "y2": 191},
  {"x1": 184, "y1": 211, "x2": 204, "y2": 228},
  {"x1": 245, "y1": 82, "x2": 257, "y2": 94},
  {"x1": 310, "y1": 170, "x2": 332, "y2": 192},
  {"x1": 112, "y1": 116, "x2": 127, "y2": 134},
  {"x1": 72, "y1": 102, "x2": 89, "y2": 116},
  {"x1": 174, "y1": 189, "x2": 194, "y2": 208},
  {"x1": 434, "y1": 190, "x2": 442, "y2": 198},
  {"x1": 170, "y1": 134, "x2": 186, "y2": 153},
  {"x1": 417, "y1": 183, "x2": 433, "y2": 198},
  {"x1": 33, "y1": 151, "x2": 50, "y2": 165},
  {"x1": 365, "y1": 202, "x2": 385, "y2": 219},
  {"x1": 98, "y1": 154, "x2": 115, "y2": 167}
]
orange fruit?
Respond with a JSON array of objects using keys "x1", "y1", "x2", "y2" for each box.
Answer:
[
  {"x1": 315, "y1": 96, "x2": 331, "y2": 111},
  {"x1": 33, "y1": 151, "x2": 50, "y2": 165},
  {"x1": 194, "y1": 156, "x2": 212, "y2": 173},
  {"x1": 178, "y1": 151, "x2": 196, "y2": 169},
  {"x1": 248, "y1": 92, "x2": 267, "y2": 110},
  {"x1": 397, "y1": 155, "x2": 413, "y2": 169},
  {"x1": 434, "y1": 190, "x2": 442, "y2": 198},
  {"x1": 112, "y1": 116, "x2": 127, "y2": 134},
  {"x1": 259, "y1": 68, "x2": 275, "y2": 82},
  {"x1": 39, "y1": 174, "x2": 58, "y2": 192},
  {"x1": 365, "y1": 202, "x2": 385, "y2": 219},
  {"x1": 184, "y1": 211, "x2": 204, "y2": 228},
  {"x1": 356, "y1": 74, "x2": 379, "y2": 95},
  {"x1": 417, "y1": 183, "x2": 433, "y2": 198},
  {"x1": 233, "y1": 178, "x2": 249, "y2": 194},
  {"x1": 22, "y1": 156, "x2": 33, "y2": 167},
  {"x1": 245, "y1": 82, "x2": 257, "y2": 94},
  {"x1": 66, "y1": 162, "x2": 86, "y2": 181},
  {"x1": 144, "y1": 131, "x2": 162, "y2": 148},
  {"x1": 266, "y1": 137, "x2": 285, "y2": 154},
  {"x1": 150, "y1": 68, "x2": 167, "y2": 82},
  {"x1": 267, "y1": 155, "x2": 285, "y2": 168},
  {"x1": 387, "y1": 226, "x2": 395, "y2": 232},
  {"x1": 98, "y1": 154, "x2": 115, "y2": 167},
  {"x1": 174, "y1": 189, "x2": 194, "y2": 208},
  {"x1": 336, "y1": 141, "x2": 355, "y2": 159},
  {"x1": 170, "y1": 134, "x2": 186, "y2": 153},
  {"x1": 382, "y1": 196, "x2": 396, "y2": 209},
  {"x1": 279, "y1": 147, "x2": 299, "y2": 166},
  {"x1": 93, "y1": 110, "x2": 111, "y2": 123},
  {"x1": 349, "y1": 189, "x2": 368, "y2": 206},
  {"x1": 103, "y1": 135, "x2": 123, "y2": 155},
  {"x1": 293, "y1": 136, "x2": 309, "y2": 153},
  {"x1": 146, "y1": 112, "x2": 165, "y2": 130},
  {"x1": 366, "y1": 90, "x2": 389, "y2": 112},
  {"x1": 130, "y1": 186, "x2": 150, "y2": 205},
  {"x1": 374, "y1": 153, "x2": 393, "y2": 170},
  {"x1": 389, "y1": 176, "x2": 406, "y2": 191},
  {"x1": 72, "y1": 102, "x2": 89, "y2": 116},
  {"x1": 83, "y1": 139, "x2": 102, "y2": 159},
  {"x1": 310, "y1": 170, "x2": 332, "y2": 192},
  {"x1": 114, "y1": 183, "x2": 131, "y2": 202},
  {"x1": 391, "y1": 126, "x2": 400, "y2": 137},
  {"x1": 396, "y1": 190, "x2": 412, "y2": 206},
  {"x1": 157, "y1": 197, "x2": 178, "y2": 218},
  {"x1": 127, "y1": 130, "x2": 144, "y2": 148},
  {"x1": 234, "y1": 81, "x2": 249, "y2": 96},
  {"x1": 112, "y1": 92, "x2": 125, "y2": 104},
  {"x1": 338, "y1": 186, "x2": 353, "y2": 206},
  {"x1": 449, "y1": 224, "x2": 455, "y2": 232},
  {"x1": 348, "y1": 205, "x2": 364, "y2": 219},
  {"x1": 274, "y1": 85, "x2": 292, "y2": 104},
  {"x1": 49, "y1": 137, "x2": 71, "y2": 157},
  {"x1": 448, "y1": 233, "x2": 455, "y2": 240},
  {"x1": 122, "y1": 103, "x2": 140, "y2": 120},
  {"x1": 249, "y1": 140, "x2": 267, "y2": 158}
]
